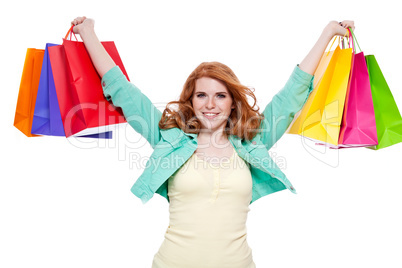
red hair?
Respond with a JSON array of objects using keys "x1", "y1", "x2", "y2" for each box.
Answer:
[{"x1": 159, "y1": 62, "x2": 263, "y2": 140}]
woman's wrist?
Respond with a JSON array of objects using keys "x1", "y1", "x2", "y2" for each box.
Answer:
[
  {"x1": 77, "y1": 25, "x2": 96, "y2": 41},
  {"x1": 322, "y1": 22, "x2": 338, "y2": 41}
]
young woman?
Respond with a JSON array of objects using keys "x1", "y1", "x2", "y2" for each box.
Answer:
[{"x1": 72, "y1": 17, "x2": 354, "y2": 268}]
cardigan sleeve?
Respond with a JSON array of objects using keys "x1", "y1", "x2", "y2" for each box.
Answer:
[
  {"x1": 101, "y1": 66, "x2": 162, "y2": 148},
  {"x1": 259, "y1": 65, "x2": 314, "y2": 149}
]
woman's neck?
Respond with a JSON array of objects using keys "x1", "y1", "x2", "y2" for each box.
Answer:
[
  {"x1": 197, "y1": 129, "x2": 229, "y2": 146},
  {"x1": 195, "y1": 128, "x2": 233, "y2": 158}
]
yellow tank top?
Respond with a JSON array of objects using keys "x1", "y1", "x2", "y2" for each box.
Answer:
[{"x1": 152, "y1": 149, "x2": 256, "y2": 268}]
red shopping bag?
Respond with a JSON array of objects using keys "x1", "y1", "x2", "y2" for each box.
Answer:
[{"x1": 49, "y1": 27, "x2": 128, "y2": 137}]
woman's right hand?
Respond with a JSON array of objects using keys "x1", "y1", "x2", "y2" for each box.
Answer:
[
  {"x1": 71, "y1": 16, "x2": 95, "y2": 36},
  {"x1": 69, "y1": 17, "x2": 116, "y2": 77}
]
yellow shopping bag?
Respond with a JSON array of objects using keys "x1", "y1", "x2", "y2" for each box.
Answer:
[{"x1": 288, "y1": 37, "x2": 353, "y2": 146}]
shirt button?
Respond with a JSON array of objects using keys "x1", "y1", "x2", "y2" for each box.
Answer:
[
  {"x1": 290, "y1": 186, "x2": 294, "y2": 190},
  {"x1": 252, "y1": 141, "x2": 256, "y2": 145},
  {"x1": 102, "y1": 81, "x2": 106, "y2": 87}
]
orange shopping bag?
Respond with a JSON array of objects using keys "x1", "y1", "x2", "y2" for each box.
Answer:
[{"x1": 14, "y1": 48, "x2": 45, "y2": 137}]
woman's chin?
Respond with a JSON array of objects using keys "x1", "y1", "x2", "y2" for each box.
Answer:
[{"x1": 199, "y1": 122, "x2": 226, "y2": 133}]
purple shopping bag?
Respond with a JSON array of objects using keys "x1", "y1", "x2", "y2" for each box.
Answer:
[
  {"x1": 32, "y1": 43, "x2": 65, "y2": 136},
  {"x1": 337, "y1": 28, "x2": 378, "y2": 148}
]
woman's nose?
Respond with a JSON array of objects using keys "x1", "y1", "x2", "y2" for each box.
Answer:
[{"x1": 206, "y1": 98, "x2": 215, "y2": 109}]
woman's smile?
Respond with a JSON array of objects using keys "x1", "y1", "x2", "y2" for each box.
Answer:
[{"x1": 202, "y1": 112, "x2": 220, "y2": 119}]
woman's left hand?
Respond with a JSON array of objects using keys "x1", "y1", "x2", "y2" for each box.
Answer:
[
  {"x1": 298, "y1": 20, "x2": 355, "y2": 75},
  {"x1": 325, "y1": 20, "x2": 355, "y2": 37}
]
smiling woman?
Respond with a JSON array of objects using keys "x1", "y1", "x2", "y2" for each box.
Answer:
[
  {"x1": 159, "y1": 61, "x2": 263, "y2": 141},
  {"x1": 70, "y1": 15, "x2": 355, "y2": 268}
]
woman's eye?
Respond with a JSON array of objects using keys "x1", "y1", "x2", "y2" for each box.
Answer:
[
  {"x1": 217, "y1": 94, "x2": 226, "y2": 98},
  {"x1": 196, "y1": 93, "x2": 206, "y2": 98}
]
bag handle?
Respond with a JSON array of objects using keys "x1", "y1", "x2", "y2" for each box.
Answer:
[
  {"x1": 343, "y1": 28, "x2": 354, "y2": 53},
  {"x1": 327, "y1": 30, "x2": 350, "y2": 55},
  {"x1": 348, "y1": 28, "x2": 362, "y2": 53},
  {"x1": 64, "y1": 25, "x2": 78, "y2": 41}
]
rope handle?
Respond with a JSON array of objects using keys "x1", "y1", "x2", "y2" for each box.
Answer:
[
  {"x1": 327, "y1": 30, "x2": 350, "y2": 56},
  {"x1": 343, "y1": 28, "x2": 355, "y2": 53},
  {"x1": 349, "y1": 27, "x2": 362, "y2": 53},
  {"x1": 64, "y1": 25, "x2": 78, "y2": 41}
]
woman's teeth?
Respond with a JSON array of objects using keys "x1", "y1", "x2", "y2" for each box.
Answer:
[{"x1": 203, "y1": 112, "x2": 219, "y2": 118}]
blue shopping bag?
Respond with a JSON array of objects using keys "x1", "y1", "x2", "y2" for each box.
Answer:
[{"x1": 31, "y1": 43, "x2": 65, "y2": 136}]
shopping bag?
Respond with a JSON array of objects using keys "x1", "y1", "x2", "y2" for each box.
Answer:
[
  {"x1": 49, "y1": 27, "x2": 128, "y2": 137},
  {"x1": 337, "y1": 28, "x2": 378, "y2": 148},
  {"x1": 14, "y1": 48, "x2": 45, "y2": 137},
  {"x1": 365, "y1": 54, "x2": 402, "y2": 150},
  {"x1": 31, "y1": 43, "x2": 112, "y2": 139},
  {"x1": 31, "y1": 43, "x2": 65, "y2": 136},
  {"x1": 287, "y1": 34, "x2": 353, "y2": 146}
]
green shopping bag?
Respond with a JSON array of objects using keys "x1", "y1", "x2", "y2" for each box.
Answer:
[{"x1": 365, "y1": 55, "x2": 402, "y2": 150}]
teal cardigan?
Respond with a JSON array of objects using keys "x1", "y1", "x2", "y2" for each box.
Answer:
[{"x1": 102, "y1": 65, "x2": 314, "y2": 204}]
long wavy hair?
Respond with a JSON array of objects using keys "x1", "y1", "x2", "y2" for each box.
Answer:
[{"x1": 159, "y1": 62, "x2": 263, "y2": 140}]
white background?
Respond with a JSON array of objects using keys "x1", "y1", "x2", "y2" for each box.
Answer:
[{"x1": 1, "y1": 0, "x2": 401, "y2": 267}]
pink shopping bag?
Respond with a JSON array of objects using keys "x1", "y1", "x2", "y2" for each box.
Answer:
[{"x1": 337, "y1": 28, "x2": 378, "y2": 148}]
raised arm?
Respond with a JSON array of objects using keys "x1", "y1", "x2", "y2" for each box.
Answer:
[
  {"x1": 299, "y1": 20, "x2": 355, "y2": 75},
  {"x1": 260, "y1": 20, "x2": 355, "y2": 149},
  {"x1": 71, "y1": 17, "x2": 162, "y2": 148},
  {"x1": 71, "y1": 16, "x2": 116, "y2": 78}
]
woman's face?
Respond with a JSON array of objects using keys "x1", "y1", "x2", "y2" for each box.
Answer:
[{"x1": 192, "y1": 77, "x2": 234, "y2": 132}]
